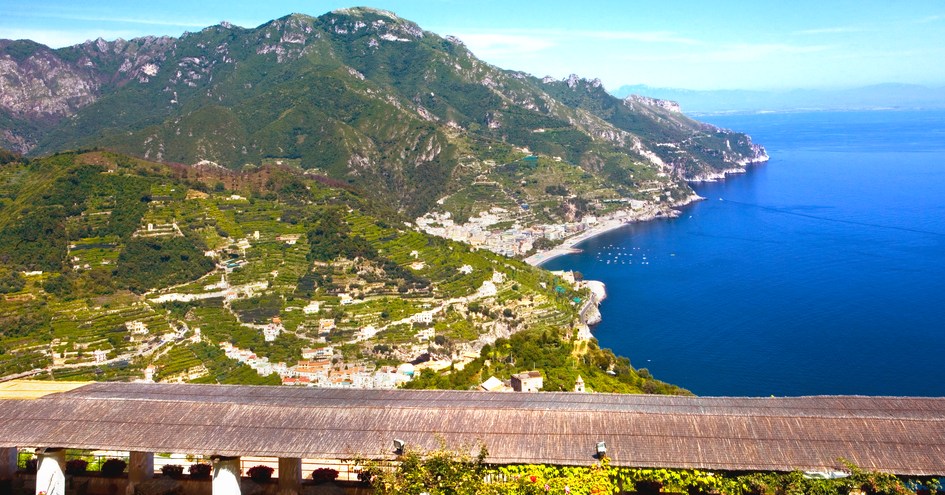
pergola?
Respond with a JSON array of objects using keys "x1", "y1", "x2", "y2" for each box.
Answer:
[{"x1": 2, "y1": 380, "x2": 945, "y2": 494}]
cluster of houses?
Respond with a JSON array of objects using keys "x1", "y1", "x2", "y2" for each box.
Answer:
[
  {"x1": 282, "y1": 358, "x2": 415, "y2": 389},
  {"x1": 219, "y1": 342, "x2": 291, "y2": 377},
  {"x1": 416, "y1": 206, "x2": 645, "y2": 258},
  {"x1": 216, "y1": 341, "x2": 416, "y2": 389}
]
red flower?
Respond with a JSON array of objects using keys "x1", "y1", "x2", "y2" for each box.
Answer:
[{"x1": 530, "y1": 475, "x2": 537, "y2": 483}]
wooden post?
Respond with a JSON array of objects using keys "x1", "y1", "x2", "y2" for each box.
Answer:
[
  {"x1": 0, "y1": 447, "x2": 17, "y2": 480},
  {"x1": 125, "y1": 451, "x2": 154, "y2": 495},
  {"x1": 278, "y1": 457, "x2": 302, "y2": 495},
  {"x1": 35, "y1": 448, "x2": 65, "y2": 495},
  {"x1": 211, "y1": 456, "x2": 241, "y2": 495}
]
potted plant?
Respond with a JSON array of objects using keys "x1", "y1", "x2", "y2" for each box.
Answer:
[
  {"x1": 247, "y1": 465, "x2": 274, "y2": 483},
  {"x1": 101, "y1": 458, "x2": 127, "y2": 478},
  {"x1": 311, "y1": 468, "x2": 339, "y2": 484},
  {"x1": 161, "y1": 464, "x2": 184, "y2": 478},
  {"x1": 65, "y1": 459, "x2": 88, "y2": 475},
  {"x1": 189, "y1": 463, "x2": 212, "y2": 479}
]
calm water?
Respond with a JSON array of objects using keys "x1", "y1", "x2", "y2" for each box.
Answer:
[{"x1": 543, "y1": 110, "x2": 945, "y2": 397}]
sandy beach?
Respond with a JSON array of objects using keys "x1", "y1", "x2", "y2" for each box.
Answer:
[
  {"x1": 523, "y1": 219, "x2": 633, "y2": 266},
  {"x1": 523, "y1": 195, "x2": 703, "y2": 266}
]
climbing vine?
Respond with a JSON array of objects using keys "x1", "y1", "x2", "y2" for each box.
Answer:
[{"x1": 358, "y1": 444, "x2": 940, "y2": 495}]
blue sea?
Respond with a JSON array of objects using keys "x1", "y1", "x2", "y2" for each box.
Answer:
[{"x1": 543, "y1": 110, "x2": 945, "y2": 397}]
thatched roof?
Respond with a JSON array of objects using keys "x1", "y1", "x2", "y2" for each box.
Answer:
[{"x1": 1, "y1": 381, "x2": 943, "y2": 475}]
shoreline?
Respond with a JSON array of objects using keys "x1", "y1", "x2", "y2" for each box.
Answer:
[
  {"x1": 524, "y1": 195, "x2": 701, "y2": 267},
  {"x1": 525, "y1": 155, "x2": 770, "y2": 267}
]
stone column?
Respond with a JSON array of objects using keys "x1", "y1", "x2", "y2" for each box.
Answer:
[
  {"x1": 277, "y1": 457, "x2": 302, "y2": 495},
  {"x1": 211, "y1": 456, "x2": 241, "y2": 495},
  {"x1": 35, "y1": 448, "x2": 66, "y2": 495},
  {"x1": 125, "y1": 451, "x2": 154, "y2": 495},
  {"x1": 0, "y1": 447, "x2": 17, "y2": 480}
]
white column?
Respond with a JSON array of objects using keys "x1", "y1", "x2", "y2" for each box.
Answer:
[
  {"x1": 211, "y1": 456, "x2": 241, "y2": 495},
  {"x1": 125, "y1": 451, "x2": 154, "y2": 495},
  {"x1": 278, "y1": 457, "x2": 302, "y2": 495},
  {"x1": 0, "y1": 447, "x2": 17, "y2": 480},
  {"x1": 35, "y1": 448, "x2": 66, "y2": 495}
]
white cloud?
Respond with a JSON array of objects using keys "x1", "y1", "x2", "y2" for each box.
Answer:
[
  {"x1": 704, "y1": 43, "x2": 834, "y2": 62},
  {"x1": 573, "y1": 30, "x2": 702, "y2": 45},
  {"x1": 916, "y1": 15, "x2": 944, "y2": 24},
  {"x1": 793, "y1": 26, "x2": 864, "y2": 35},
  {"x1": 616, "y1": 43, "x2": 834, "y2": 65}
]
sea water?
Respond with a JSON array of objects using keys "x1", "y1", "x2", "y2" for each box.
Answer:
[{"x1": 542, "y1": 110, "x2": 945, "y2": 396}]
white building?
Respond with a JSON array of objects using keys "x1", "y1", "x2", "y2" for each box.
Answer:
[
  {"x1": 125, "y1": 321, "x2": 149, "y2": 335},
  {"x1": 143, "y1": 365, "x2": 156, "y2": 383},
  {"x1": 93, "y1": 349, "x2": 108, "y2": 363},
  {"x1": 411, "y1": 311, "x2": 434, "y2": 325},
  {"x1": 358, "y1": 325, "x2": 378, "y2": 340},
  {"x1": 477, "y1": 280, "x2": 498, "y2": 298},
  {"x1": 511, "y1": 371, "x2": 543, "y2": 392},
  {"x1": 263, "y1": 323, "x2": 282, "y2": 342}
]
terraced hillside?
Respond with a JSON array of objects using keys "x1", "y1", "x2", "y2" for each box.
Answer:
[{"x1": 0, "y1": 151, "x2": 685, "y2": 394}]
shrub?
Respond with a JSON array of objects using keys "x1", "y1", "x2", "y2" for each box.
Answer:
[
  {"x1": 101, "y1": 458, "x2": 127, "y2": 477},
  {"x1": 311, "y1": 468, "x2": 339, "y2": 483},
  {"x1": 161, "y1": 464, "x2": 184, "y2": 478},
  {"x1": 247, "y1": 465, "x2": 274, "y2": 483},
  {"x1": 189, "y1": 463, "x2": 212, "y2": 479},
  {"x1": 65, "y1": 459, "x2": 88, "y2": 475},
  {"x1": 359, "y1": 443, "x2": 491, "y2": 494}
]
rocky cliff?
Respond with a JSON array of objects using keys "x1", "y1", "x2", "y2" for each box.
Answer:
[{"x1": 0, "y1": 8, "x2": 766, "y2": 216}]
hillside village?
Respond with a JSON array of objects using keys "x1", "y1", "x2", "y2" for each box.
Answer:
[{"x1": 0, "y1": 152, "x2": 656, "y2": 393}]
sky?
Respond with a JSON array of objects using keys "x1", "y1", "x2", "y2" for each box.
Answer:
[{"x1": 2, "y1": 1, "x2": 944, "y2": 91}]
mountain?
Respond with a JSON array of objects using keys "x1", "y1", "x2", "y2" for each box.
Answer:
[
  {"x1": 613, "y1": 83, "x2": 945, "y2": 115},
  {"x1": 0, "y1": 149, "x2": 686, "y2": 394},
  {"x1": 0, "y1": 8, "x2": 765, "y2": 219}
]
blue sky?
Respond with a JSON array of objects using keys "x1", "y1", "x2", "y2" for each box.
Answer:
[{"x1": 2, "y1": 1, "x2": 944, "y2": 90}]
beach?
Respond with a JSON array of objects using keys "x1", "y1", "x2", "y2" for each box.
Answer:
[{"x1": 523, "y1": 195, "x2": 702, "y2": 266}]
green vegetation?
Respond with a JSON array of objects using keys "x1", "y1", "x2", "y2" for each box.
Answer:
[
  {"x1": 5, "y1": 9, "x2": 762, "y2": 220},
  {"x1": 0, "y1": 150, "x2": 676, "y2": 396},
  {"x1": 0, "y1": 7, "x2": 764, "y2": 392},
  {"x1": 116, "y1": 236, "x2": 215, "y2": 293},
  {"x1": 361, "y1": 445, "x2": 940, "y2": 495},
  {"x1": 406, "y1": 327, "x2": 688, "y2": 395}
]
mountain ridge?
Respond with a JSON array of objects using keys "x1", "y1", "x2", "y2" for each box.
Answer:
[{"x1": 1, "y1": 8, "x2": 765, "y2": 219}]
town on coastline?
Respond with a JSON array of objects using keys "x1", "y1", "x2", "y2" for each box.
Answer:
[{"x1": 416, "y1": 192, "x2": 701, "y2": 265}]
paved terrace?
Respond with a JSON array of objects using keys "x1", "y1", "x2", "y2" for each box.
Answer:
[{"x1": 1, "y1": 381, "x2": 944, "y2": 494}]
